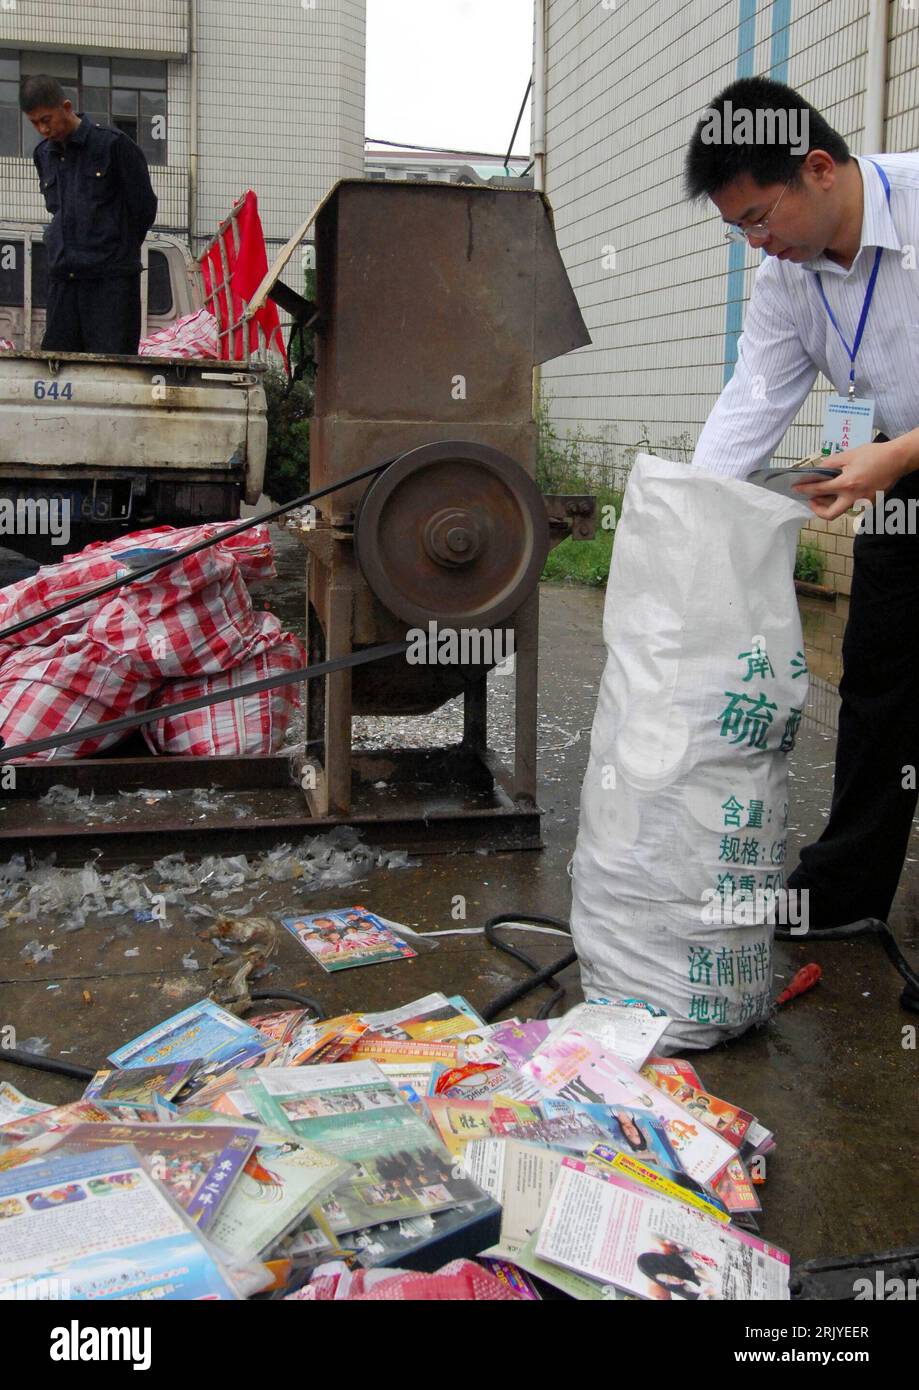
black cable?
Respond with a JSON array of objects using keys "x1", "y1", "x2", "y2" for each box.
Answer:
[
  {"x1": 0, "y1": 991, "x2": 327, "y2": 1090},
  {"x1": 480, "y1": 913, "x2": 576, "y2": 1022},
  {"x1": 248, "y1": 989, "x2": 326, "y2": 1021},
  {"x1": 775, "y1": 917, "x2": 919, "y2": 1014},
  {"x1": 504, "y1": 74, "x2": 533, "y2": 175},
  {"x1": 1, "y1": 1048, "x2": 94, "y2": 1082}
]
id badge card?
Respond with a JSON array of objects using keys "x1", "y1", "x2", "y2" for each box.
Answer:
[{"x1": 820, "y1": 395, "x2": 875, "y2": 456}]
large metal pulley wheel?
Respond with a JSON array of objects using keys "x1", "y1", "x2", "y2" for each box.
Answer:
[{"x1": 354, "y1": 441, "x2": 549, "y2": 628}]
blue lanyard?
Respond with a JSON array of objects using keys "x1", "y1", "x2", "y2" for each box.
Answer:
[{"x1": 814, "y1": 160, "x2": 891, "y2": 399}]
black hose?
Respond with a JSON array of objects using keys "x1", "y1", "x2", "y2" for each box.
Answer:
[
  {"x1": 480, "y1": 913, "x2": 576, "y2": 1022},
  {"x1": 0, "y1": 991, "x2": 326, "y2": 1090},
  {"x1": 248, "y1": 989, "x2": 326, "y2": 1021},
  {"x1": 775, "y1": 917, "x2": 919, "y2": 1014},
  {"x1": 1, "y1": 1048, "x2": 94, "y2": 1082}
]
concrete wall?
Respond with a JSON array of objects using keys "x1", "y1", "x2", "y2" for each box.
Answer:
[
  {"x1": 195, "y1": 0, "x2": 366, "y2": 247},
  {"x1": 540, "y1": 0, "x2": 919, "y2": 596}
]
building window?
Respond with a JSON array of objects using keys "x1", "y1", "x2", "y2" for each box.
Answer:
[{"x1": 0, "y1": 51, "x2": 167, "y2": 164}]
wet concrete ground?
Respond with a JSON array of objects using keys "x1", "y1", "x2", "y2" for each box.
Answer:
[{"x1": 0, "y1": 534, "x2": 916, "y2": 1271}]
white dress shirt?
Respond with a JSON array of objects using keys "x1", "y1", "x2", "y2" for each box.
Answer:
[{"x1": 692, "y1": 154, "x2": 919, "y2": 478}]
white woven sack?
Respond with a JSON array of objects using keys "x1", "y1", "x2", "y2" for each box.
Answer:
[{"x1": 570, "y1": 454, "x2": 811, "y2": 1050}]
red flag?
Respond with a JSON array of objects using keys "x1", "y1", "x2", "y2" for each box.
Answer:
[{"x1": 200, "y1": 190, "x2": 287, "y2": 367}]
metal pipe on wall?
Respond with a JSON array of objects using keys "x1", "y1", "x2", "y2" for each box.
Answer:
[
  {"x1": 532, "y1": 0, "x2": 547, "y2": 407},
  {"x1": 863, "y1": 0, "x2": 889, "y2": 154},
  {"x1": 533, "y1": 0, "x2": 547, "y2": 194},
  {"x1": 188, "y1": 0, "x2": 200, "y2": 251}
]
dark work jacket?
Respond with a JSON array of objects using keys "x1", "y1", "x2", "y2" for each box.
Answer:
[{"x1": 33, "y1": 116, "x2": 158, "y2": 281}]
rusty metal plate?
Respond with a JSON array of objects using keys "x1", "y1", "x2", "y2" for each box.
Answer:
[{"x1": 354, "y1": 441, "x2": 549, "y2": 628}]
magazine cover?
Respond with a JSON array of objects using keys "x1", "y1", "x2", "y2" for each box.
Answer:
[
  {"x1": 0, "y1": 1101, "x2": 113, "y2": 1155},
  {"x1": 535, "y1": 1159, "x2": 790, "y2": 1300},
  {"x1": 0, "y1": 1145, "x2": 240, "y2": 1301},
  {"x1": 0, "y1": 1082, "x2": 48, "y2": 1126},
  {"x1": 424, "y1": 1096, "x2": 612, "y2": 1157},
  {"x1": 108, "y1": 999, "x2": 270, "y2": 1074},
  {"x1": 545, "y1": 999, "x2": 671, "y2": 1069},
  {"x1": 84, "y1": 1062, "x2": 201, "y2": 1105},
  {"x1": 46, "y1": 1121, "x2": 258, "y2": 1232},
  {"x1": 583, "y1": 1145, "x2": 730, "y2": 1222},
  {"x1": 712, "y1": 1155, "x2": 762, "y2": 1214},
  {"x1": 521, "y1": 1032, "x2": 735, "y2": 1184},
  {"x1": 238, "y1": 1064, "x2": 486, "y2": 1233},
  {"x1": 423, "y1": 1098, "x2": 546, "y2": 1157},
  {"x1": 488, "y1": 1020, "x2": 552, "y2": 1069},
  {"x1": 541, "y1": 1099, "x2": 682, "y2": 1168},
  {"x1": 361, "y1": 994, "x2": 449, "y2": 1031},
  {"x1": 278, "y1": 1013, "x2": 370, "y2": 1066},
  {"x1": 360, "y1": 996, "x2": 483, "y2": 1045},
  {"x1": 641, "y1": 1062, "x2": 757, "y2": 1149},
  {"x1": 428, "y1": 1060, "x2": 543, "y2": 1103},
  {"x1": 462, "y1": 1137, "x2": 564, "y2": 1258},
  {"x1": 207, "y1": 1130, "x2": 353, "y2": 1261},
  {"x1": 280, "y1": 907, "x2": 417, "y2": 973}
]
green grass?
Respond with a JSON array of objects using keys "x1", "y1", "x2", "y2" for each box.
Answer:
[
  {"x1": 540, "y1": 504, "x2": 829, "y2": 591},
  {"x1": 794, "y1": 538, "x2": 826, "y2": 585},
  {"x1": 541, "y1": 489, "x2": 619, "y2": 587},
  {"x1": 542, "y1": 530, "x2": 614, "y2": 586}
]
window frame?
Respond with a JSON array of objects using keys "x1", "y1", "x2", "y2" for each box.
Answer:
[{"x1": 0, "y1": 50, "x2": 168, "y2": 164}]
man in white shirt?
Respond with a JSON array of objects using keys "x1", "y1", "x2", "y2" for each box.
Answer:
[{"x1": 685, "y1": 77, "x2": 919, "y2": 956}]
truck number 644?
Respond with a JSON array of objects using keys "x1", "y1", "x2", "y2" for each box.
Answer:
[{"x1": 33, "y1": 381, "x2": 74, "y2": 400}]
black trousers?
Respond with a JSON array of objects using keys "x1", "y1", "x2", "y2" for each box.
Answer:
[
  {"x1": 42, "y1": 275, "x2": 142, "y2": 354},
  {"x1": 788, "y1": 468, "x2": 919, "y2": 922}
]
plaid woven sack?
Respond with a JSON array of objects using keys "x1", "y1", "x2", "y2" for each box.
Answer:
[
  {"x1": 78, "y1": 522, "x2": 276, "y2": 586},
  {"x1": 85, "y1": 565, "x2": 270, "y2": 680},
  {"x1": 137, "y1": 309, "x2": 219, "y2": 359},
  {"x1": 141, "y1": 623, "x2": 306, "y2": 756},
  {"x1": 0, "y1": 635, "x2": 156, "y2": 761}
]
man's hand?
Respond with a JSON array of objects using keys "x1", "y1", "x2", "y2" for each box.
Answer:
[{"x1": 792, "y1": 436, "x2": 917, "y2": 519}]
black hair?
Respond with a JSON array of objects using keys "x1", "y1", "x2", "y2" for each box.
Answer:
[
  {"x1": 614, "y1": 1111, "x2": 649, "y2": 1152},
  {"x1": 684, "y1": 76, "x2": 850, "y2": 200},
  {"x1": 19, "y1": 75, "x2": 68, "y2": 113},
  {"x1": 637, "y1": 1251, "x2": 701, "y2": 1286}
]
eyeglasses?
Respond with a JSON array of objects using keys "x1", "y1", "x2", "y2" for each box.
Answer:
[{"x1": 722, "y1": 180, "x2": 792, "y2": 244}]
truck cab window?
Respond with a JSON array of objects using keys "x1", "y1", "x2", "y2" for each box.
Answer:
[
  {"x1": 0, "y1": 240, "x2": 24, "y2": 306},
  {"x1": 147, "y1": 250, "x2": 173, "y2": 316},
  {"x1": 31, "y1": 241, "x2": 48, "y2": 309}
]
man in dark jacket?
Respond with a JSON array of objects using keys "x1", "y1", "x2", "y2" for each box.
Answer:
[{"x1": 21, "y1": 74, "x2": 158, "y2": 354}]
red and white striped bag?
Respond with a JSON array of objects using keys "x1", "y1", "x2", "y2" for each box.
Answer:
[
  {"x1": 85, "y1": 567, "x2": 272, "y2": 679},
  {"x1": 0, "y1": 636, "x2": 156, "y2": 761},
  {"x1": 0, "y1": 538, "x2": 234, "y2": 653},
  {"x1": 78, "y1": 522, "x2": 276, "y2": 586},
  {"x1": 141, "y1": 624, "x2": 306, "y2": 756},
  {"x1": 137, "y1": 309, "x2": 219, "y2": 359}
]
